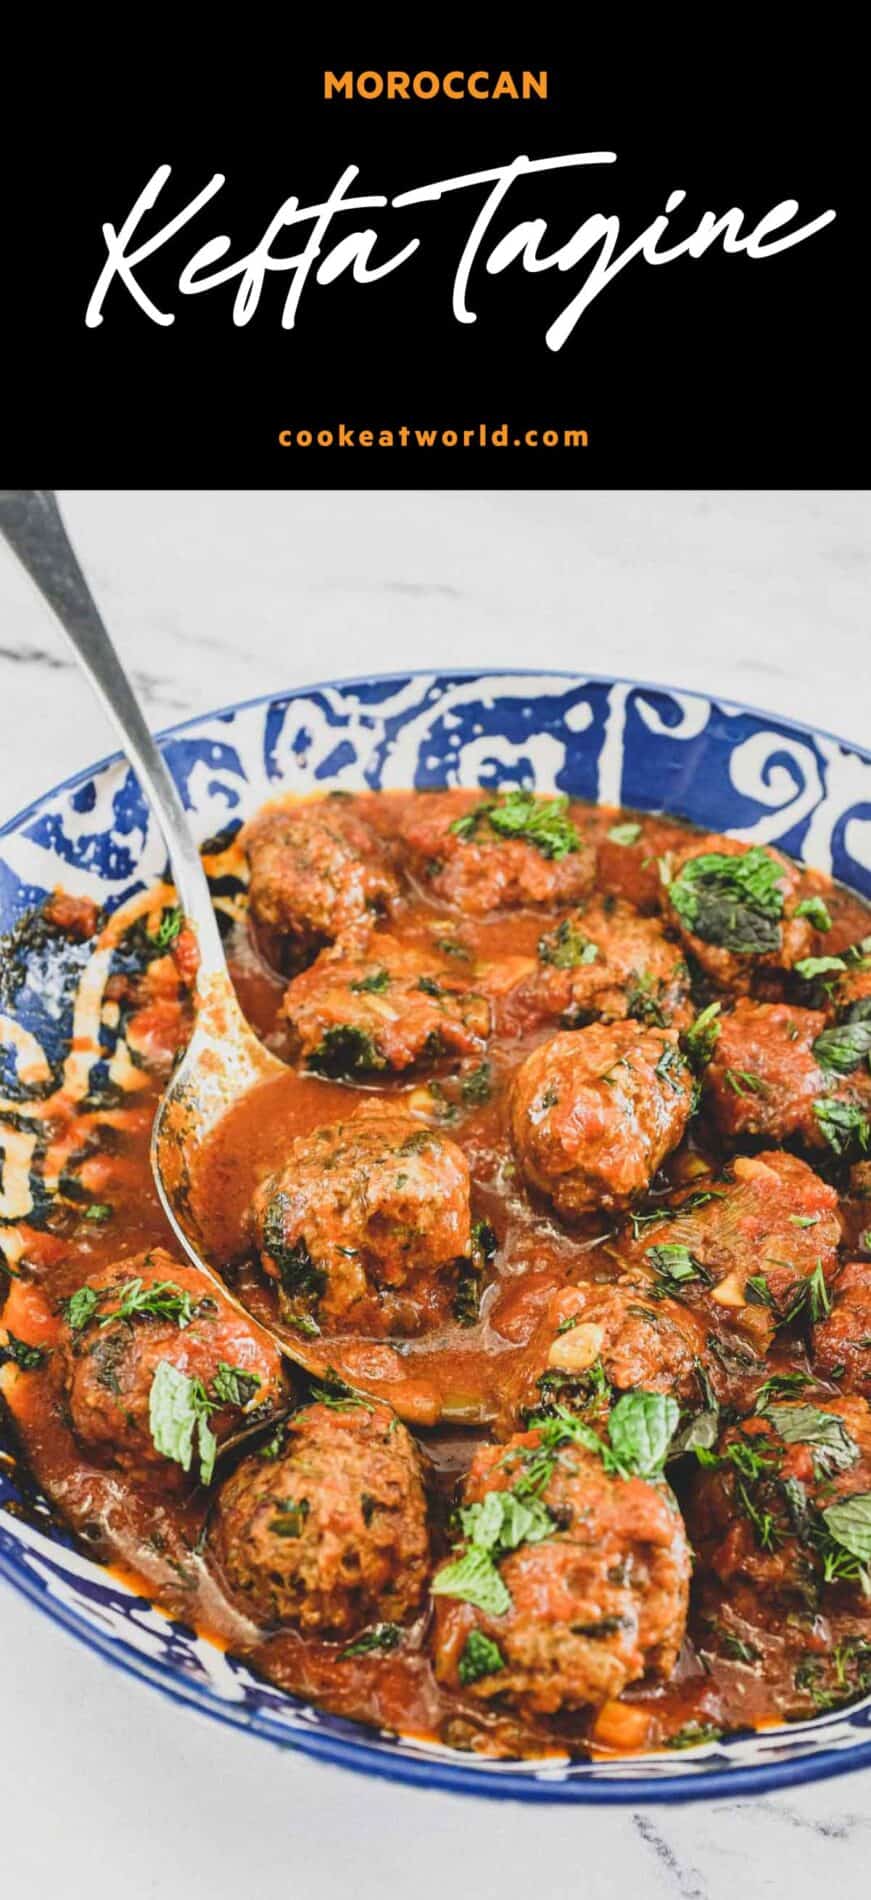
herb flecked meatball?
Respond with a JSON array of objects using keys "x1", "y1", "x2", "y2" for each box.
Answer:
[
  {"x1": 661, "y1": 836, "x2": 813, "y2": 995},
  {"x1": 209, "y1": 1398, "x2": 429, "y2": 1636},
  {"x1": 402, "y1": 788, "x2": 594, "y2": 914},
  {"x1": 56, "y1": 1249, "x2": 285, "y2": 1483},
  {"x1": 509, "y1": 1022, "x2": 695, "y2": 1218},
  {"x1": 526, "y1": 895, "x2": 693, "y2": 1032},
  {"x1": 243, "y1": 797, "x2": 397, "y2": 960},
  {"x1": 432, "y1": 1411, "x2": 690, "y2": 1716},
  {"x1": 251, "y1": 1110, "x2": 472, "y2": 1331},
  {"x1": 704, "y1": 998, "x2": 871, "y2": 1152},
  {"x1": 281, "y1": 931, "x2": 490, "y2": 1076},
  {"x1": 620, "y1": 1151, "x2": 841, "y2": 1358},
  {"x1": 511, "y1": 1277, "x2": 708, "y2": 1426},
  {"x1": 687, "y1": 1396, "x2": 871, "y2": 1709}
]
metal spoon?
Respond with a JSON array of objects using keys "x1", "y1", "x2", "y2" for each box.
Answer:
[
  {"x1": 0, "y1": 491, "x2": 493, "y2": 1427},
  {"x1": 0, "y1": 489, "x2": 286, "y2": 1328}
]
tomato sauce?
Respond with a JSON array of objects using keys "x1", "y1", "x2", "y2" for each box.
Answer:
[{"x1": 2, "y1": 789, "x2": 871, "y2": 1762}]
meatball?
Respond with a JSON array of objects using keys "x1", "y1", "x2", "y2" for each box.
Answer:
[
  {"x1": 243, "y1": 797, "x2": 397, "y2": 959},
  {"x1": 432, "y1": 1423, "x2": 690, "y2": 1715},
  {"x1": 251, "y1": 1111, "x2": 472, "y2": 1330},
  {"x1": 513, "y1": 1278, "x2": 708, "y2": 1424},
  {"x1": 281, "y1": 932, "x2": 490, "y2": 1076},
  {"x1": 595, "y1": 833, "x2": 662, "y2": 915},
  {"x1": 529, "y1": 896, "x2": 692, "y2": 1031},
  {"x1": 814, "y1": 1262, "x2": 871, "y2": 1398},
  {"x1": 688, "y1": 1396, "x2": 871, "y2": 1626},
  {"x1": 209, "y1": 1399, "x2": 429, "y2": 1636},
  {"x1": 402, "y1": 789, "x2": 593, "y2": 915},
  {"x1": 509, "y1": 1022, "x2": 695, "y2": 1219},
  {"x1": 662, "y1": 835, "x2": 813, "y2": 994},
  {"x1": 621, "y1": 1151, "x2": 841, "y2": 1353},
  {"x1": 57, "y1": 1249, "x2": 285, "y2": 1482},
  {"x1": 705, "y1": 998, "x2": 871, "y2": 1152}
]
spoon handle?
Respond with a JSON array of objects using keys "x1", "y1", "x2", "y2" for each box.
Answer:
[{"x1": 0, "y1": 489, "x2": 226, "y2": 974}]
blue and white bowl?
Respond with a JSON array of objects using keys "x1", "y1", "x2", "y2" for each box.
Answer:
[{"x1": 2, "y1": 668, "x2": 871, "y2": 1803}]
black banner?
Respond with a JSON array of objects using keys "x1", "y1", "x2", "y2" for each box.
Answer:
[{"x1": 6, "y1": 43, "x2": 865, "y2": 486}]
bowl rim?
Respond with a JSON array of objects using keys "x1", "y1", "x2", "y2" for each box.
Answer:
[{"x1": 2, "y1": 662, "x2": 870, "y2": 1805}]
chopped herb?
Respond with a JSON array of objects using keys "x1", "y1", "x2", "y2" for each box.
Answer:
[
  {"x1": 813, "y1": 1099, "x2": 871, "y2": 1158},
  {"x1": 150, "y1": 906, "x2": 183, "y2": 949},
  {"x1": 308, "y1": 1372, "x2": 372, "y2": 1412},
  {"x1": 458, "y1": 1631, "x2": 505, "y2": 1684},
  {"x1": 261, "y1": 1199, "x2": 327, "y2": 1304},
  {"x1": 434, "y1": 937, "x2": 471, "y2": 961},
  {"x1": 349, "y1": 967, "x2": 391, "y2": 994},
  {"x1": 98, "y1": 1276, "x2": 197, "y2": 1330},
  {"x1": 608, "y1": 821, "x2": 642, "y2": 846},
  {"x1": 812, "y1": 1020, "x2": 871, "y2": 1076},
  {"x1": 820, "y1": 1493, "x2": 871, "y2": 1586},
  {"x1": 430, "y1": 1545, "x2": 512, "y2": 1617},
  {"x1": 665, "y1": 1723, "x2": 724, "y2": 1750},
  {"x1": 795, "y1": 955, "x2": 847, "y2": 982},
  {"x1": 682, "y1": 1001, "x2": 721, "y2": 1068},
  {"x1": 340, "y1": 1622, "x2": 402, "y2": 1659},
  {"x1": 210, "y1": 1362, "x2": 262, "y2": 1409},
  {"x1": 308, "y1": 1026, "x2": 385, "y2": 1077},
  {"x1": 538, "y1": 917, "x2": 599, "y2": 970},
  {"x1": 268, "y1": 1497, "x2": 310, "y2": 1538},
  {"x1": 764, "y1": 1403, "x2": 858, "y2": 1476},
  {"x1": 628, "y1": 1187, "x2": 723, "y2": 1239},
  {"x1": 82, "y1": 1202, "x2": 113, "y2": 1224},
  {"x1": 416, "y1": 974, "x2": 443, "y2": 997},
  {"x1": 0, "y1": 1332, "x2": 47, "y2": 1371},
  {"x1": 721, "y1": 1633, "x2": 760, "y2": 1665},
  {"x1": 790, "y1": 1213, "x2": 820, "y2": 1229},
  {"x1": 667, "y1": 848, "x2": 784, "y2": 956},
  {"x1": 646, "y1": 1243, "x2": 711, "y2": 1288},
  {"x1": 452, "y1": 790, "x2": 581, "y2": 861},
  {"x1": 723, "y1": 1068, "x2": 766, "y2": 1097},
  {"x1": 753, "y1": 1371, "x2": 810, "y2": 1407},
  {"x1": 795, "y1": 896, "x2": 833, "y2": 931},
  {"x1": 626, "y1": 972, "x2": 668, "y2": 1029},
  {"x1": 461, "y1": 1062, "x2": 492, "y2": 1105},
  {"x1": 63, "y1": 1285, "x2": 101, "y2": 1332},
  {"x1": 655, "y1": 1042, "x2": 689, "y2": 1092},
  {"x1": 148, "y1": 1361, "x2": 218, "y2": 1485}
]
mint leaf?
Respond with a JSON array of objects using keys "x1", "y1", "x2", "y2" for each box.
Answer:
[
  {"x1": 148, "y1": 1361, "x2": 218, "y2": 1485},
  {"x1": 430, "y1": 1546, "x2": 511, "y2": 1617},
  {"x1": 607, "y1": 1391, "x2": 680, "y2": 1478},
  {"x1": 458, "y1": 1630, "x2": 505, "y2": 1684}
]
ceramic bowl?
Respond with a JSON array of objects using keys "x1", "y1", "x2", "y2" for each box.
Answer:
[{"x1": 2, "y1": 668, "x2": 870, "y2": 1802}]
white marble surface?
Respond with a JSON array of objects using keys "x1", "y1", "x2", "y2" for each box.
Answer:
[{"x1": 1, "y1": 488, "x2": 869, "y2": 1898}]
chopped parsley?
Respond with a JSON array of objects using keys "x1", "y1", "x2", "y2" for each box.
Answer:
[
  {"x1": 308, "y1": 1026, "x2": 385, "y2": 1077},
  {"x1": 723, "y1": 1068, "x2": 766, "y2": 1098},
  {"x1": 458, "y1": 1630, "x2": 505, "y2": 1684},
  {"x1": 0, "y1": 1332, "x2": 47, "y2": 1371},
  {"x1": 340, "y1": 1622, "x2": 402, "y2": 1659},
  {"x1": 150, "y1": 906, "x2": 183, "y2": 949},
  {"x1": 451, "y1": 790, "x2": 581, "y2": 861},
  {"x1": 667, "y1": 847, "x2": 784, "y2": 956},
  {"x1": 795, "y1": 955, "x2": 847, "y2": 982},
  {"x1": 349, "y1": 967, "x2": 391, "y2": 994},
  {"x1": 538, "y1": 917, "x2": 599, "y2": 970},
  {"x1": 461, "y1": 1062, "x2": 492, "y2": 1105},
  {"x1": 261, "y1": 1198, "x2": 327, "y2": 1305},
  {"x1": 682, "y1": 1001, "x2": 722, "y2": 1068},
  {"x1": 795, "y1": 896, "x2": 833, "y2": 931}
]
